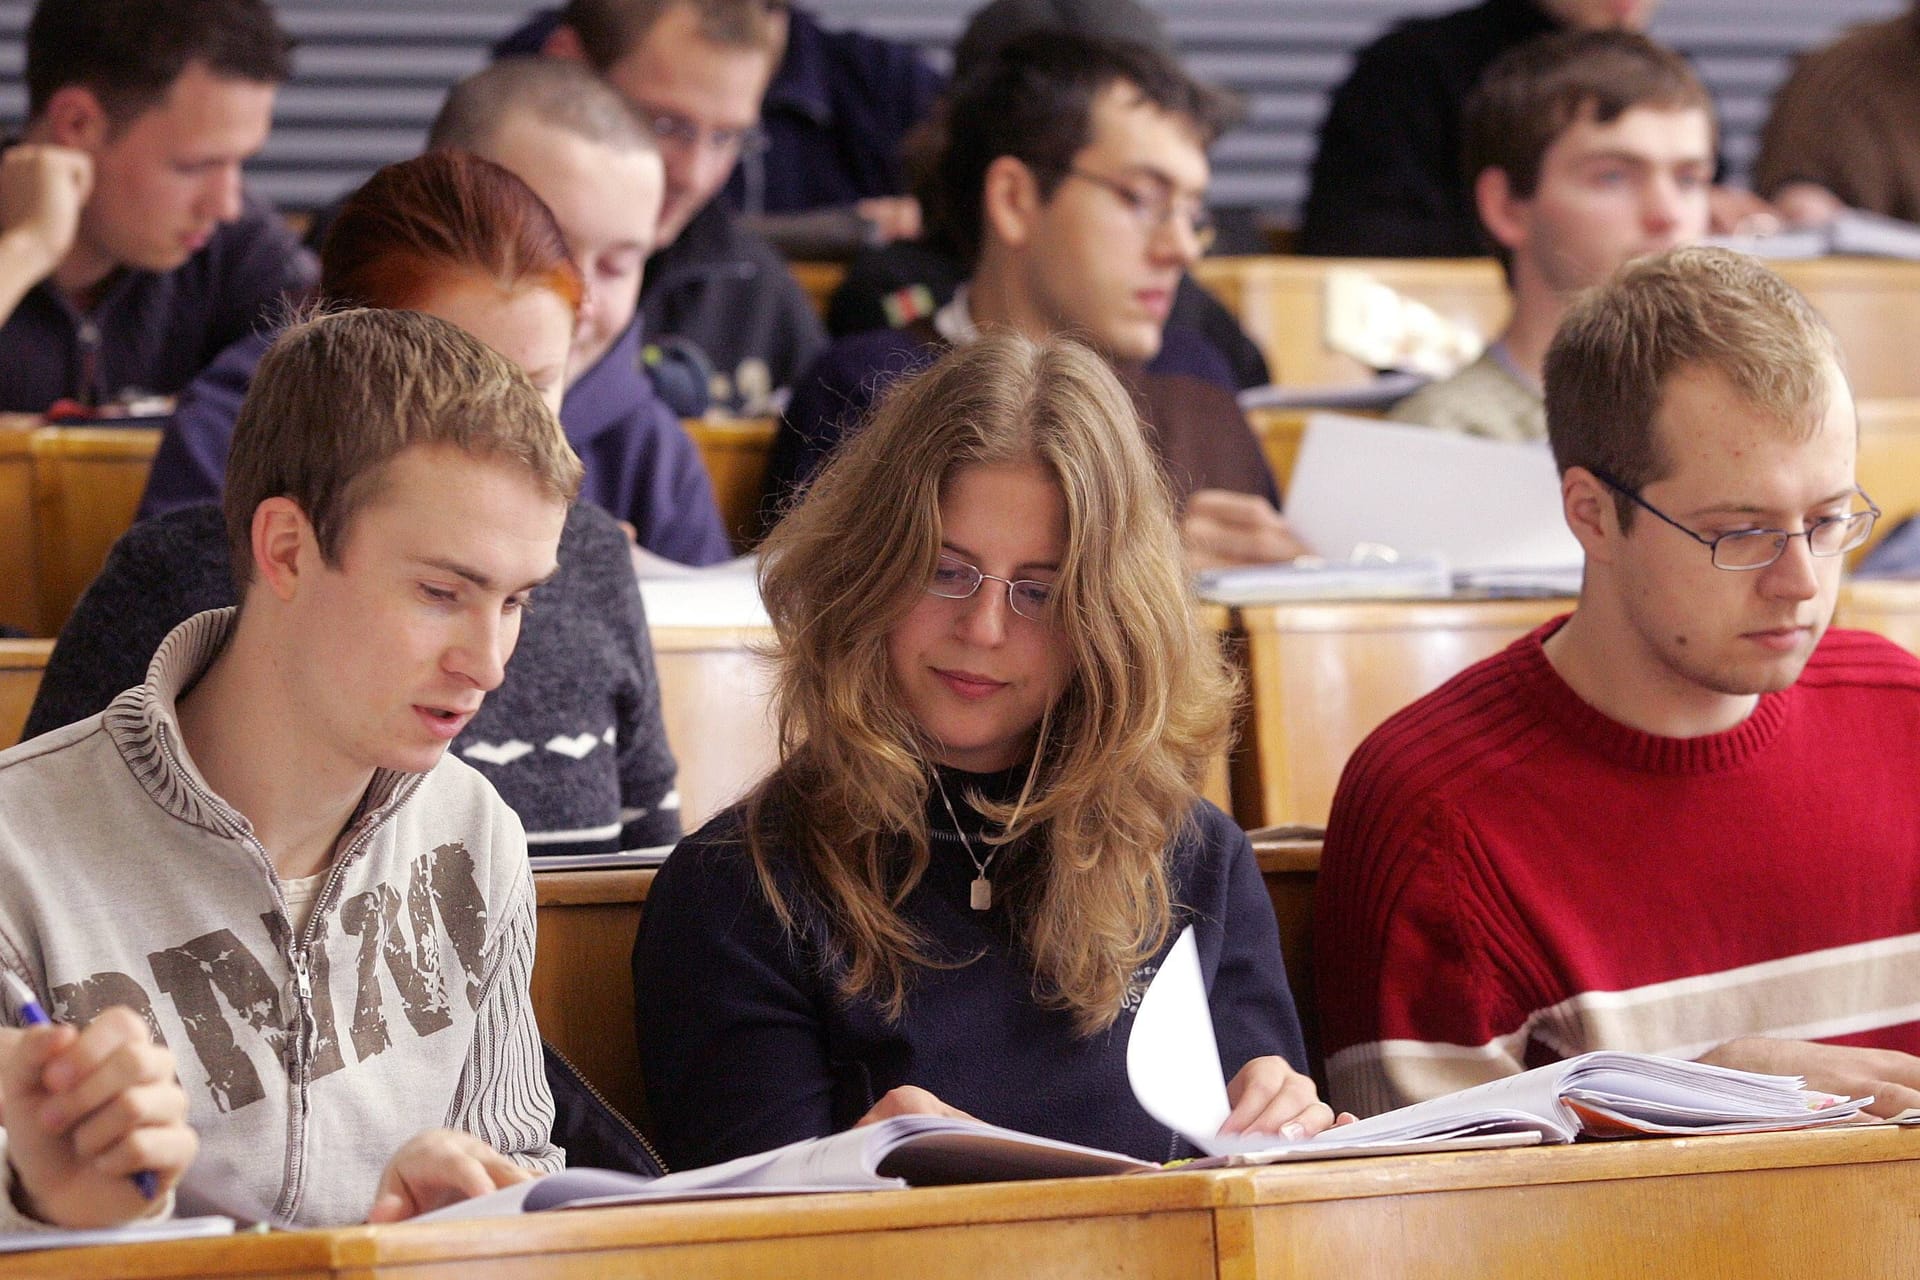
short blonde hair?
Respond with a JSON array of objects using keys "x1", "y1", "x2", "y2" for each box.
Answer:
[
  {"x1": 749, "y1": 331, "x2": 1238, "y2": 1034},
  {"x1": 224, "y1": 308, "x2": 582, "y2": 586},
  {"x1": 1544, "y1": 246, "x2": 1840, "y2": 523}
]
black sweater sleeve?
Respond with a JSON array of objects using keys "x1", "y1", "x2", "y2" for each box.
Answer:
[
  {"x1": 1193, "y1": 805, "x2": 1309, "y2": 1080},
  {"x1": 632, "y1": 812, "x2": 840, "y2": 1169}
]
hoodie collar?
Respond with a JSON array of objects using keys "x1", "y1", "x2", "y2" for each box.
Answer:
[{"x1": 103, "y1": 608, "x2": 420, "y2": 841}]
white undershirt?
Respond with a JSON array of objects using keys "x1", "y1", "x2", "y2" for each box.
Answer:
[{"x1": 280, "y1": 869, "x2": 329, "y2": 939}]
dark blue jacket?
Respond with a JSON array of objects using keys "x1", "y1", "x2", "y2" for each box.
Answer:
[
  {"x1": 495, "y1": 8, "x2": 942, "y2": 216},
  {"x1": 494, "y1": 10, "x2": 829, "y2": 409},
  {"x1": 0, "y1": 180, "x2": 314, "y2": 413},
  {"x1": 139, "y1": 319, "x2": 732, "y2": 566},
  {"x1": 634, "y1": 774, "x2": 1306, "y2": 1169},
  {"x1": 725, "y1": 7, "x2": 945, "y2": 215}
]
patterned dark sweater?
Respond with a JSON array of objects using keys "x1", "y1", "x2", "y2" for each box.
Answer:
[{"x1": 25, "y1": 502, "x2": 680, "y2": 854}]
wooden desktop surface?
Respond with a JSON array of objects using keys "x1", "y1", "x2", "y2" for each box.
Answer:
[{"x1": 19, "y1": 1126, "x2": 1920, "y2": 1278}]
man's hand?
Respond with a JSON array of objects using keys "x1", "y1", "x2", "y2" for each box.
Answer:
[
  {"x1": 1182, "y1": 489, "x2": 1308, "y2": 570},
  {"x1": 0, "y1": 1006, "x2": 195, "y2": 1228},
  {"x1": 1219, "y1": 1056, "x2": 1353, "y2": 1140},
  {"x1": 1706, "y1": 184, "x2": 1782, "y2": 237},
  {"x1": 1696, "y1": 1037, "x2": 1920, "y2": 1117},
  {"x1": 854, "y1": 1085, "x2": 978, "y2": 1128},
  {"x1": 854, "y1": 196, "x2": 922, "y2": 245},
  {"x1": 1770, "y1": 182, "x2": 1847, "y2": 229},
  {"x1": 0, "y1": 144, "x2": 92, "y2": 281},
  {"x1": 366, "y1": 1129, "x2": 534, "y2": 1223}
]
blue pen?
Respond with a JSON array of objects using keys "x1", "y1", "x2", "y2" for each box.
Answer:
[{"x1": 3, "y1": 970, "x2": 158, "y2": 1200}]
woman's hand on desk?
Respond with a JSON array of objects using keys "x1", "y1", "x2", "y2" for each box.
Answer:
[
  {"x1": 1218, "y1": 1056, "x2": 1353, "y2": 1141},
  {"x1": 1697, "y1": 1038, "x2": 1920, "y2": 1118},
  {"x1": 1182, "y1": 491, "x2": 1309, "y2": 571},
  {"x1": 367, "y1": 1129, "x2": 534, "y2": 1222},
  {"x1": 0, "y1": 1006, "x2": 195, "y2": 1227},
  {"x1": 854, "y1": 1085, "x2": 979, "y2": 1128}
]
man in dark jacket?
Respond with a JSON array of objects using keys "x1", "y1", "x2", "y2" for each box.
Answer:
[
  {"x1": 0, "y1": 0, "x2": 312, "y2": 413},
  {"x1": 496, "y1": 1, "x2": 826, "y2": 414}
]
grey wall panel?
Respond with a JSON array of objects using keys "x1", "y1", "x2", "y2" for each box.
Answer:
[{"x1": 0, "y1": 0, "x2": 1910, "y2": 221}]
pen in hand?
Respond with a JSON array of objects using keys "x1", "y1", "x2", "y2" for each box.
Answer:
[{"x1": 3, "y1": 970, "x2": 159, "y2": 1200}]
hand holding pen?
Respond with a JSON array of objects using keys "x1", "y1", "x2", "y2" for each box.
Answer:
[{"x1": 0, "y1": 971, "x2": 196, "y2": 1228}]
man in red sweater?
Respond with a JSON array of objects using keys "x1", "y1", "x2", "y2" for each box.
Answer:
[{"x1": 1317, "y1": 245, "x2": 1920, "y2": 1118}]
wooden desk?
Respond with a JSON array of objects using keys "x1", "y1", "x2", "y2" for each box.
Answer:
[
  {"x1": 1775, "y1": 258, "x2": 1920, "y2": 400},
  {"x1": 0, "y1": 638, "x2": 55, "y2": 750},
  {"x1": 650, "y1": 623, "x2": 779, "y2": 832},
  {"x1": 1836, "y1": 579, "x2": 1920, "y2": 655},
  {"x1": 30, "y1": 426, "x2": 160, "y2": 637},
  {"x1": 23, "y1": 1128, "x2": 1920, "y2": 1278},
  {"x1": 0, "y1": 416, "x2": 39, "y2": 635},
  {"x1": 1193, "y1": 255, "x2": 1920, "y2": 402},
  {"x1": 1227, "y1": 597, "x2": 1572, "y2": 830},
  {"x1": 683, "y1": 416, "x2": 776, "y2": 552},
  {"x1": 1220, "y1": 1126, "x2": 1920, "y2": 1278},
  {"x1": 1191, "y1": 256, "x2": 1508, "y2": 388}
]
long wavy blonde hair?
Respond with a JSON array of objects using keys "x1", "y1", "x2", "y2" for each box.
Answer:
[{"x1": 748, "y1": 332, "x2": 1238, "y2": 1034}]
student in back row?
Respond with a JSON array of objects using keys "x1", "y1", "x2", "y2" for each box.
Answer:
[
  {"x1": 499, "y1": 0, "x2": 827, "y2": 412},
  {"x1": 1389, "y1": 29, "x2": 1712, "y2": 442},
  {"x1": 0, "y1": 0, "x2": 311, "y2": 414},
  {"x1": 142, "y1": 57, "x2": 731, "y2": 569},
  {"x1": 1319, "y1": 246, "x2": 1920, "y2": 1118},
  {"x1": 1, "y1": 308, "x2": 568, "y2": 1229},
  {"x1": 637, "y1": 333, "x2": 1340, "y2": 1169},
  {"x1": 770, "y1": 32, "x2": 1301, "y2": 571}
]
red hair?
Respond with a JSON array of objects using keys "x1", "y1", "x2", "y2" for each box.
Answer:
[{"x1": 319, "y1": 149, "x2": 585, "y2": 316}]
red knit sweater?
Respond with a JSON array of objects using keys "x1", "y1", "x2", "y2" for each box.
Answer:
[{"x1": 1316, "y1": 619, "x2": 1920, "y2": 1117}]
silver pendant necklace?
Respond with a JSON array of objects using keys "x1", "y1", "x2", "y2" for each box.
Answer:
[{"x1": 933, "y1": 773, "x2": 997, "y2": 910}]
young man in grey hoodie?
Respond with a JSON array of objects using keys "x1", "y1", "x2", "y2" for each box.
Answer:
[{"x1": 0, "y1": 307, "x2": 572, "y2": 1230}]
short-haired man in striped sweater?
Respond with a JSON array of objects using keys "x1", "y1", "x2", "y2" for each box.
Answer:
[{"x1": 1317, "y1": 246, "x2": 1920, "y2": 1118}]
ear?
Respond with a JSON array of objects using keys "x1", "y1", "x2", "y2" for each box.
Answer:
[
  {"x1": 37, "y1": 84, "x2": 111, "y2": 151},
  {"x1": 1474, "y1": 167, "x2": 1530, "y2": 255},
  {"x1": 981, "y1": 155, "x2": 1043, "y2": 254},
  {"x1": 1561, "y1": 466, "x2": 1618, "y2": 565},
  {"x1": 542, "y1": 23, "x2": 588, "y2": 63},
  {"x1": 250, "y1": 497, "x2": 314, "y2": 603}
]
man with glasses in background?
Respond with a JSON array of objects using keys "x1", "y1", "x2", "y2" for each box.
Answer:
[
  {"x1": 499, "y1": 0, "x2": 826, "y2": 413},
  {"x1": 766, "y1": 32, "x2": 1302, "y2": 569},
  {"x1": 1316, "y1": 246, "x2": 1920, "y2": 1119}
]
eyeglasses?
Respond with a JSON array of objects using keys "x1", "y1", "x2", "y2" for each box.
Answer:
[
  {"x1": 634, "y1": 107, "x2": 768, "y2": 157},
  {"x1": 925, "y1": 553, "x2": 1056, "y2": 621},
  {"x1": 1065, "y1": 167, "x2": 1217, "y2": 254},
  {"x1": 1589, "y1": 467, "x2": 1881, "y2": 571}
]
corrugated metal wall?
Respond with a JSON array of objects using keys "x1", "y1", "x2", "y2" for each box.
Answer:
[{"x1": 0, "y1": 0, "x2": 1908, "y2": 218}]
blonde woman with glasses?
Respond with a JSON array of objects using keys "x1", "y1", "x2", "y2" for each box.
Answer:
[{"x1": 634, "y1": 332, "x2": 1337, "y2": 1169}]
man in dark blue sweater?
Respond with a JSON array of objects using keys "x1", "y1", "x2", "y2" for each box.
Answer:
[{"x1": 0, "y1": 0, "x2": 313, "y2": 413}]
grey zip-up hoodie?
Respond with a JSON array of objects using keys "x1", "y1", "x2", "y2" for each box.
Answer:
[{"x1": 0, "y1": 609, "x2": 560, "y2": 1230}]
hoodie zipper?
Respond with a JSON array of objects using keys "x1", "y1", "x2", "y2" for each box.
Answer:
[
  {"x1": 544, "y1": 1042, "x2": 669, "y2": 1175},
  {"x1": 154, "y1": 722, "x2": 417, "y2": 1223}
]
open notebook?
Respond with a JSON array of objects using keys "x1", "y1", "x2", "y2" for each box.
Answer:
[
  {"x1": 413, "y1": 1116, "x2": 1153, "y2": 1222},
  {"x1": 1128, "y1": 928, "x2": 1871, "y2": 1163}
]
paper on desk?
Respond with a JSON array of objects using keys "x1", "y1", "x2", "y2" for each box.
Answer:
[
  {"x1": 1284, "y1": 414, "x2": 1581, "y2": 574},
  {"x1": 635, "y1": 560, "x2": 770, "y2": 629},
  {"x1": 1127, "y1": 927, "x2": 1234, "y2": 1144}
]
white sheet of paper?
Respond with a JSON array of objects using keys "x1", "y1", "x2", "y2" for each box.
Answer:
[
  {"x1": 1284, "y1": 413, "x2": 1581, "y2": 572},
  {"x1": 1126, "y1": 927, "x2": 1232, "y2": 1145}
]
